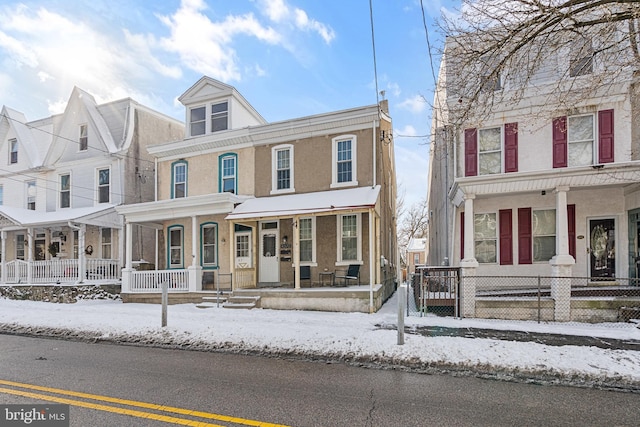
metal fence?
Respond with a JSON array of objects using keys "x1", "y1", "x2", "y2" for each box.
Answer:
[{"x1": 406, "y1": 268, "x2": 640, "y2": 325}]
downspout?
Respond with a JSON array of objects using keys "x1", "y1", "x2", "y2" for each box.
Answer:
[
  {"x1": 154, "y1": 157, "x2": 158, "y2": 202},
  {"x1": 369, "y1": 209, "x2": 374, "y2": 313},
  {"x1": 372, "y1": 120, "x2": 377, "y2": 186}
]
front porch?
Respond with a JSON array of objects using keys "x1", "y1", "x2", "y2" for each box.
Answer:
[{"x1": 3, "y1": 258, "x2": 120, "y2": 284}]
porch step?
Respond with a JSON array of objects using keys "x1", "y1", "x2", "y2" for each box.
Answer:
[
  {"x1": 195, "y1": 295, "x2": 228, "y2": 309},
  {"x1": 223, "y1": 295, "x2": 261, "y2": 310}
]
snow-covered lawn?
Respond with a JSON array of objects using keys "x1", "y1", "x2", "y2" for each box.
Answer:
[{"x1": 0, "y1": 292, "x2": 638, "y2": 389}]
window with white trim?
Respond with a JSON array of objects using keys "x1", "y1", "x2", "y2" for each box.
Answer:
[
  {"x1": 168, "y1": 226, "x2": 183, "y2": 268},
  {"x1": 79, "y1": 124, "x2": 88, "y2": 151},
  {"x1": 533, "y1": 209, "x2": 556, "y2": 262},
  {"x1": 9, "y1": 139, "x2": 17, "y2": 164},
  {"x1": 97, "y1": 168, "x2": 110, "y2": 203},
  {"x1": 299, "y1": 217, "x2": 315, "y2": 263},
  {"x1": 271, "y1": 145, "x2": 294, "y2": 193},
  {"x1": 0, "y1": 185, "x2": 4, "y2": 205},
  {"x1": 172, "y1": 161, "x2": 187, "y2": 198},
  {"x1": 101, "y1": 228, "x2": 112, "y2": 259},
  {"x1": 474, "y1": 213, "x2": 497, "y2": 263},
  {"x1": 211, "y1": 101, "x2": 228, "y2": 132},
  {"x1": 338, "y1": 214, "x2": 360, "y2": 262},
  {"x1": 190, "y1": 106, "x2": 206, "y2": 137},
  {"x1": 567, "y1": 114, "x2": 594, "y2": 167},
  {"x1": 60, "y1": 173, "x2": 70, "y2": 208},
  {"x1": 26, "y1": 180, "x2": 36, "y2": 210},
  {"x1": 220, "y1": 154, "x2": 236, "y2": 194},
  {"x1": 201, "y1": 223, "x2": 218, "y2": 267},
  {"x1": 331, "y1": 135, "x2": 357, "y2": 187},
  {"x1": 16, "y1": 234, "x2": 25, "y2": 260},
  {"x1": 478, "y1": 127, "x2": 501, "y2": 175}
]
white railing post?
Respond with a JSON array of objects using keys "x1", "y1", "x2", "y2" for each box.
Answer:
[{"x1": 397, "y1": 284, "x2": 406, "y2": 345}]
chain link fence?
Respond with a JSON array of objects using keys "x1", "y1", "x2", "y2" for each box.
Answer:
[{"x1": 407, "y1": 267, "x2": 640, "y2": 326}]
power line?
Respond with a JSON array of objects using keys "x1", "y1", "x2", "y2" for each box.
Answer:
[{"x1": 369, "y1": 0, "x2": 381, "y2": 108}]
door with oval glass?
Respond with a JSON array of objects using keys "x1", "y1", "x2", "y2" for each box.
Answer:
[
  {"x1": 259, "y1": 221, "x2": 279, "y2": 283},
  {"x1": 589, "y1": 218, "x2": 615, "y2": 279}
]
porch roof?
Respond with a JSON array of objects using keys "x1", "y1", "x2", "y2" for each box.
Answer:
[
  {"x1": 0, "y1": 204, "x2": 120, "y2": 229},
  {"x1": 226, "y1": 185, "x2": 381, "y2": 220}
]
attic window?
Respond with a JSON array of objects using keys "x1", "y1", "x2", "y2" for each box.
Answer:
[
  {"x1": 79, "y1": 124, "x2": 88, "y2": 151},
  {"x1": 211, "y1": 101, "x2": 228, "y2": 132},
  {"x1": 190, "y1": 106, "x2": 206, "y2": 137},
  {"x1": 570, "y1": 37, "x2": 593, "y2": 77},
  {"x1": 9, "y1": 139, "x2": 17, "y2": 164}
]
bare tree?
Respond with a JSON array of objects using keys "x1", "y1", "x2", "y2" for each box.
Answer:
[
  {"x1": 397, "y1": 198, "x2": 429, "y2": 256},
  {"x1": 437, "y1": 0, "x2": 640, "y2": 124}
]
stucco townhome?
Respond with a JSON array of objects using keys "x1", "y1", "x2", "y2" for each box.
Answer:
[
  {"x1": 0, "y1": 87, "x2": 184, "y2": 285},
  {"x1": 117, "y1": 76, "x2": 398, "y2": 313},
  {"x1": 427, "y1": 23, "x2": 640, "y2": 319}
]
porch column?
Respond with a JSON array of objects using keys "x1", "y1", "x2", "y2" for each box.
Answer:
[
  {"x1": 293, "y1": 215, "x2": 300, "y2": 290},
  {"x1": 78, "y1": 224, "x2": 86, "y2": 283},
  {"x1": 118, "y1": 218, "x2": 125, "y2": 265},
  {"x1": 369, "y1": 209, "x2": 375, "y2": 313},
  {"x1": 229, "y1": 221, "x2": 234, "y2": 290},
  {"x1": 27, "y1": 228, "x2": 33, "y2": 284},
  {"x1": 187, "y1": 215, "x2": 202, "y2": 292},
  {"x1": 121, "y1": 222, "x2": 133, "y2": 293},
  {"x1": 550, "y1": 186, "x2": 575, "y2": 322},
  {"x1": 460, "y1": 194, "x2": 478, "y2": 318},
  {"x1": 1, "y1": 231, "x2": 6, "y2": 284}
]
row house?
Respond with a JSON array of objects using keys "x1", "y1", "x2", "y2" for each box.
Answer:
[
  {"x1": 0, "y1": 88, "x2": 184, "y2": 284},
  {"x1": 427, "y1": 26, "x2": 640, "y2": 318},
  {"x1": 117, "y1": 77, "x2": 398, "y2": 312}
]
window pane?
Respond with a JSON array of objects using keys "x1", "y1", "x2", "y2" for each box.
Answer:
[
  {"x1": 277, "y1": 169, "x2": 290, "y2": 189},
  {"x1": 191, "y1": 121, "x2": 205, "y2": 136},
  {"x1": 60, "y1": 192, "x2": 70, "y2": 208},
  {"x1": 300, "y1": 240, "x2": 313, "y2": 262},
  {"x1": 170, "y1": 229, "x2": 181, "y2": 246},
  {"x1": 190, "y1": 107, "x2": 205, "y2": 122},
  {"x1": 568, "y1": 115, "x2": 593, "y2": 142},
  {"x1": 60, "y1": 175, "x2": 70, "y2": 191},
  {"x1": 474, "y1": 213, "x2": 496, "y2": 239},
  {"x1": 337, "y1": 140, "x2": 351, "y2": 161},
  {"x1": 203, "y1": 227, "x2": 216, "y2": 243},
  {"x1": 175, "y1": 165, "x2": 185, "y2": 182},
  {"x1": 479, "y1": 152, "x2": 501, "y2": 175},
  {"x1": 223, "y1": 178, "x2": 235, "y2": 193},
  {"x1": 568, "y1": 141, "x2": 592, "y2": 167},
  {"x1": 99, "y1": 169, "x2": 109, "y2": 185},
  {"x1": 533, "y1": 210, "x2": 556, "y2": 235},
  {"x1": 299, "y1": 218, "x2": 312, "y2": 239},
  {"x1": 479, "y1": 127, "x2": 501, "y2": 151},
  {"x1": 203, "y1": 246, "x2": 216, "y2": 264},
  {"x1": 475, "y1": 240, "x2": 497, "y2": 263},
  {"x1": 534, "y1": 236, "x2": 555, "y2": 261},
  {"x1": 99, "y1": 186, "x2": 109, "y2": 203},
  {"x1": 337, "y1": 161, "x2": 352, "y2": 183}
]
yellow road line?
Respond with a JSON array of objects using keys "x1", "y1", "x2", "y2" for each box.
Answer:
[{"x1": 0, "y1": 379, "x2": 289, "y2": 427}]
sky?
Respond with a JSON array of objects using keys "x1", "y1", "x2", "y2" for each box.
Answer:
[
  {"x1": 0, "y1": 289, "x2": 639, "y2": 386},
  {"x1": 0, "y1": 0, "x2": 453, "y2": 211}
]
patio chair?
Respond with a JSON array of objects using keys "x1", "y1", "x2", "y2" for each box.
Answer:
[{"x1": 335, "y1": 264, "x2": 360, "y2": 286}]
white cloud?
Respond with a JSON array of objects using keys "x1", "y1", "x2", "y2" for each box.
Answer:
[
  {"x1": 257, "y1": 0, "x2": 335, "y2": 44},
  {"x1": 157, "y1": 0, "x2": 281, "y2": 81},
  {"x1": 387, "y1": 82, "x2": 401, "y2": 97},
  {"x1": 37, "y1": 71, "x2": 52, "y2": 83},
  {"x1": 398, "y1": 95, "x2": 427, "y2": 114},
  {"x1": 395, "y1": 125, "x2": 417, "y2": 137}
]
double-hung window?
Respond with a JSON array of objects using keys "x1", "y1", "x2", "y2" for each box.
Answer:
[
  {"x1": 271, "y1": 145, "x2": 293, "y2": 193},
  {"x1": 201, "y1": 223, "x2": 218, "y2": 268},
  {"x1": 26, "y1": 180, "x2": 36, "y2": 210},
  {"x1": 97, "y1": 168, "x2": 110, "y2": 203},
  {"x1": 569, "y1": 37, "x2": 593, "y2": 77},
  {"x1": 168, "y1": 226, "x2": 183, "y2": 268},
  {"x1": 0, "y1": 185, "x2": 4, "y2": 205},
  {"x1": 101, "y1": 228, "x2": 112, "y2": 259},
  {"x1": 474, "y1": 213, "x2": 497, "y2": 263},
  {"x1": 60, "y1": 173, "x2": 70, "y2": 208},
  {"x1": 211, "y1": 101, "x2": 228, "y2": 132},
  {"x1": 478, "y1": 128, "x2": 501, "y2": 175},
  {"x1": 338, "y1": 214, "x2": 360, "y2": 262},
  {"x1": 9, "y1": 139, "x2": 17, "y2": 164},
  {"x1": 332, "y1": 135, "x2": 358, "y2": 187},
  {"x1": 172, "y1": 161, "x2": 187, "y2": 198},
  {"x1": 567, "y1": 115, "x2": 594, "y2": 167},
  {"x1": 299, "y1": 217, "x2": 314, "y2": 263},
  {"x1": 16, "y1": 234, "x2": 25, "y2": 260},
  {"x1": 190, "y1": 106, "x2": 206, "y2": 137},
  {"x1": 79, "y1": 124, "x2": 88, "y2": 151},
  {"x1": 220, "y1": 154, "x2": 237, "y2": 194},
  {"x1": 533, "y1": 209, "x2": 556, "y2": 262}
]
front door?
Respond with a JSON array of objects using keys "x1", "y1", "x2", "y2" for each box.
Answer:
[
  {"x1": 589, "y1": 218, "x2": 615, "y2": 279},
  {"x1": 259, "y1": 221, "x2": 279, "y2": 283}
]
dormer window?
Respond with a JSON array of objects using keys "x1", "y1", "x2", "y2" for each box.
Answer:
[
  {"x1": 190, "y1": 106, "x2": 206, "y2": 136},
  {"x1": 9, "y1": 139, "x2": 17, "y2": 164},
  {"x1": 570, "y1": 36, "x2": 593, "y2": 77},
  {"x1": 211, "y1": 101, "x2": 228, "y2": 132},
  {"x1": 79, "y1": 124, "x2": 88, "y2": 151}
]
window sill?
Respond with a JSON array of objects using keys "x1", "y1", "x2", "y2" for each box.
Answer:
[
  {"x1": 335, "y1": 260, "x2": 363, "y2": 267},
  {"x1": 270, "y1": 188, "x2": 295, "y2": 195},
  {"x1": 330, "y1": 181, "x2": 358, "y2": 189}
]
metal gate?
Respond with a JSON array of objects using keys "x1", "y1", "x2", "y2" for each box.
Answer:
[{"x1": 411, "y1": 266, "x2": 460, "y2": 317}]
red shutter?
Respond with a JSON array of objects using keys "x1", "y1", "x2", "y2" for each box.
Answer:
[
  {"x1": 518, "y1": 208, "x2": 532, "y2": 264},
  {"x1": 460, "y1": 212, "x2": 465, "y2": 259},
  {"x1": 499, "y1": 209, "x2": 513, "y2": 265},
  {"x1": 552, "y1": 117, "x2": 567, "y2": 168},
  {"x1": 598, "y1": 109, "x2": 614, "y2": 164},
  {"x1": 504, "y1": 123, "x2": 518, "y2": 173},
  {"x1": 465, "y1": 128, "x2": 478, "y2": 177},
  {"x1": 567, "y1": 204, "x2": 576, "y2": 259}
]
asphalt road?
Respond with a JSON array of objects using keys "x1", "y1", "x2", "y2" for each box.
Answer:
[{"x1": 0, "y1": 334, "x2": 638, "y2": 427}]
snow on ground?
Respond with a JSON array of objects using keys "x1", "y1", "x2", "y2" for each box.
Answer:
[{"x1": 0, "y1": 292, "x2": 639, "y2": 389}]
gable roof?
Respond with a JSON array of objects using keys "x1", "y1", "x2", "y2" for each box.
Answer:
[
  {"x1": 0, "y1": 106, "x2": 46, "y2": 167},
  {"x1": 178, "y1": 76, "x2": 267, "y2": 125}
]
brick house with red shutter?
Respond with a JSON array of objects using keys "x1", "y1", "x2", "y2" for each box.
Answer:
[{"x1": 427, "y1": 33, "x2": 639, "y2": 306}]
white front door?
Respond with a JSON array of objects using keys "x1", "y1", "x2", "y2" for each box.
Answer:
[{"x1": 259, "y1": 221, "x2": 279, "y2": 283}]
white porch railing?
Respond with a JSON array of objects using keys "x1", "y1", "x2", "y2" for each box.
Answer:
[
  {"x1": 129, "y1": 269, "x2": 189, "y2": 292},
  {"x1": 2, "y1": 259, "x2": 121, "y2": 284}
]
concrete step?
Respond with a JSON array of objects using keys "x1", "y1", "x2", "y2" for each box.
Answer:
[
  {"x1": 223, "y1": 295, "x2": 261, "y2": 309},
  {"x1": 202, "y1": 296, "x2": 228, "y2": 303},
  {"x1": 195, "y1": 302, "x2": 217, "y2": 309}
]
